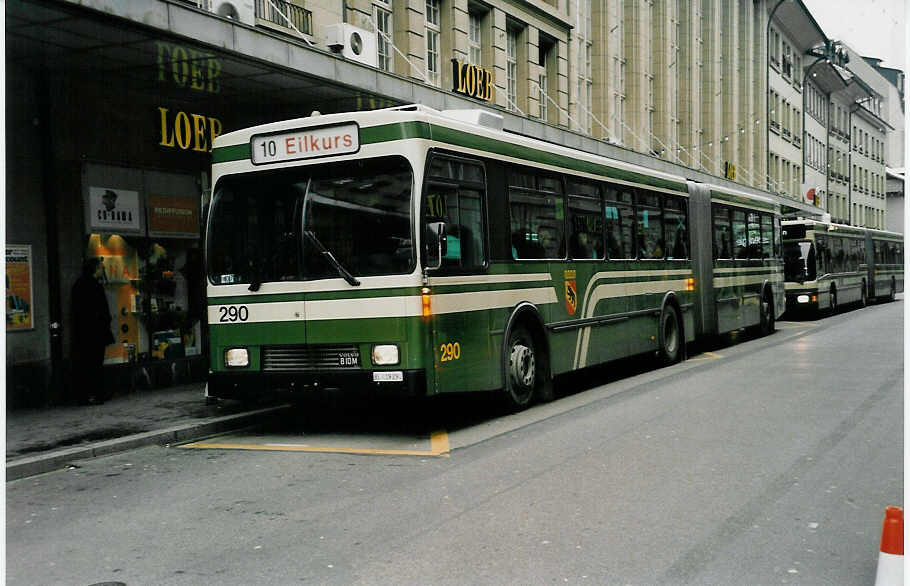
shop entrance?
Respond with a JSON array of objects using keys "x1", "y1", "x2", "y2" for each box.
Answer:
[{"x1": 80, "y1": 162, "x2": 206, "y2": 392}]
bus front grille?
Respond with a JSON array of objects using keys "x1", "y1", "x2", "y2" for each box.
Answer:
[{"x1": 261, "y1": 344, "x2": 361, "y2": 371}]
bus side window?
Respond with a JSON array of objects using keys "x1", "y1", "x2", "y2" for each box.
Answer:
[
  {"x1": 664, "y1": 196, "x2": 688, "y2": 260},
  {"x1": 760, "y1": 214, "x2": 774, "y2": 260},
  {"x1": 712, "y1": 205, "x2": 731, "y2": 259},
  {"x1": 508, "y1": 167, "x2": 566, "y2": 260},
  {"x1": 746, "y1": 212, "x2": 762, "y2": 259},
  {"x1": 568, "y1": 179, "x2": 603, "y2": 260},
  {"x1": 831, "y1": 238, "x2": 845, "y2": 273},
  {"x1": 604, "y1": 186, "x2": 634, "y2": 259},
  {"x1": 774, "y1": 217, "x2": 782, "y2": 258},
  {"x1": 815, "y1": 235, "x2": 828, "y2": 276},
  {"x1": 425, "y1": 157, "x2": 487, "y2": 270},
  {"x1": 732, "y1": 209, "x2": 747, "y2": 259},
  {"x1": 635, "y1": 191, "x2": 663, "y2": 259}
]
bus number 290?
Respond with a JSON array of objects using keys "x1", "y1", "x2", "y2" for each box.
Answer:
[
  {"x1": 219, "y1": 305, "x2": 249, "y2": 322},
  {"x1": 440, "y1": 342, "x2": 461, "y2": 362}
]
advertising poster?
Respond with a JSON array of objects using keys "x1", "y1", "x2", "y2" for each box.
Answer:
[
  {"x1": 6, "y1": 244, "x2": 34, "y2": 331},
  {"x1": 147, "y1": 194, "x2": 200, "y2": 238},
  {"x1": 88, "y1": 187, "x2": 142, "y2": 234}
]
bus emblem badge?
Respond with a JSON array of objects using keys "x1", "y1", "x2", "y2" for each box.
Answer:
[{"x1": 565, "y1": 280, "x2": 578, "y2": 315}]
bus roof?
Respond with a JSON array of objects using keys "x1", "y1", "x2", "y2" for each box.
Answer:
[
  {"x1": 782, "y1": 219, "x2": 904, "y2": 240},
  {"x1": 213, "y1": 104, "x2": 784, "y2": 209},
  {"x1": 212, "y1": 104, "x2": 696, "y2": 194}
]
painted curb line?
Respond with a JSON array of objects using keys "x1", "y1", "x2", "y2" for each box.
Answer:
[{"x1": 6, "y1": 405, "x2": 291, "y2": 481}]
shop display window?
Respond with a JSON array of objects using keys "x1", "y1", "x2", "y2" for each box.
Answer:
[{"x1": 87, "y1": 234, "x2": 205, "y2": 366}]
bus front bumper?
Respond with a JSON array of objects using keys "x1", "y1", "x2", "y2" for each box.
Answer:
[
  {"x1": 785, "y1": 291, "x2": 818, "y2": 311},
  {"x1": 207, "y1": 369, "x2": 428, "y2": 401}
]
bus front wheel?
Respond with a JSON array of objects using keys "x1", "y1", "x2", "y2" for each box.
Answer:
[{"x1": 504, "y1": 325, "x2": 538, "y2": 409}]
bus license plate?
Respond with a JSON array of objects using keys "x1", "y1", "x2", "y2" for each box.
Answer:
[{"x1": 373, "y1": 371, "x2": 403, "y2": 382}]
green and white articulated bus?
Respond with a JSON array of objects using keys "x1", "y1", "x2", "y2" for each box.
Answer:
[
  {"x1": 205, "y1": 104, "x2": 784, "y2": 409},
  {"x1": 782, "y1": 219, "x2": 903, "y2": 314}
]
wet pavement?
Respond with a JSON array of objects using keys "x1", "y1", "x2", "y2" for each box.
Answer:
[{"x1": 6, "y1": 383, "x2": 288, "y2": 480}]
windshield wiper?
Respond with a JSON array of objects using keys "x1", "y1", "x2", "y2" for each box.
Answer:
[{"x1": 303, "y1": 230, "x2": 361, "y2": 286}]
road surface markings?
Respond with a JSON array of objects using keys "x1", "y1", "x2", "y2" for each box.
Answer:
[
  {"x1": 181, "y1": 430, "x2": 450, "y2": 457},
  {"x1": 688, "y1": 351, "x2": 723, "y2": 362}
]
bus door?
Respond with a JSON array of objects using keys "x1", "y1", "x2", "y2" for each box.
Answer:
[{"x1": 424, "y1": 156, "x2": 492, "y2": 393}]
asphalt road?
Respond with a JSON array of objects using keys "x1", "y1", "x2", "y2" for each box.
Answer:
[{"x1": 6, "y1": 299, "x2": 903, "y2": 585}]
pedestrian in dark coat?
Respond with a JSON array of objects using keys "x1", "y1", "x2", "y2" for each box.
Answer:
[{"x1": 70, "y1": 257, "x2": 114, "y2": 405}]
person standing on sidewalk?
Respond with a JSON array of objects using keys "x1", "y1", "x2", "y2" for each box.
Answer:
[{"x1": 70, "y1": 257, "x2": 114, "y2": 405}]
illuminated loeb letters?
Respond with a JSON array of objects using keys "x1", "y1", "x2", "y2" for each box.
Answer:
[{"x1": 158, "y1": 107, "x2": 222, "y2": 153}]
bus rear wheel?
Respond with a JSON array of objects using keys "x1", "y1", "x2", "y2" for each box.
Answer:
[
  {"x1": 758, "y1": 290, "x2": 775, "y2": 336},
  {"x1": 658, "y1": 304, "x2": 682, "y2": 364},
  {"x1": 504, "y1": 325, "x2": 538, "y2": 409}
]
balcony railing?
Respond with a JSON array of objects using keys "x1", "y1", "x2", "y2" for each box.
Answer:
[{"x1": 255, "y1": 0, "x2": 312, "y2": 35}]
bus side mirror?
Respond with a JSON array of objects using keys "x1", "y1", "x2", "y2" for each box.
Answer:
[{"x1": 426, "y1": 222, "x2": 447, "y2": 270}]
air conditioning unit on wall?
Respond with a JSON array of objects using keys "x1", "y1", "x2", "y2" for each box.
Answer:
[
  {"x1": 200, "y1": 0, "x2": 255, "y2": 27},
  {"x1": 324, "y1": 23, "x2": 379, "y2": 68}
]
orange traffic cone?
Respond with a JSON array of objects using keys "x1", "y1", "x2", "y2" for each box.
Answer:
[{"x1": 874, "y1": 506, "x2": 903, "y2": 586}]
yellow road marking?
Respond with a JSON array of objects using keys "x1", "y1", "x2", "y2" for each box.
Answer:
[
  {"x1": 181, "y1": 430, "x2": 451, "y2": 457},
  {"x1": 688, "y1": 351, "x2": 723, "y2": 361}
]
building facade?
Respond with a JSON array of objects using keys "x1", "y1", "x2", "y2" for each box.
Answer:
[{"x1": 6, "y1": 0, "x2": 902, "y2": 405}]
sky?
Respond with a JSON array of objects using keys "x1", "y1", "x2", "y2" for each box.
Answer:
[{"x1": 801, "y1": 0, "x2": 906, "y2": 71}]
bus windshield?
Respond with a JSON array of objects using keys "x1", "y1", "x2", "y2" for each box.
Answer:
[
  {"x1": 783, "y1": 240, "x2": 816, "y2": 282},
  {"x1": 207, "y1": 156, "x2": 414, "y2": 285}
]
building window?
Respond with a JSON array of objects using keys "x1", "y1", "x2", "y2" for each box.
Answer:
[
  {"x1": 506, "y1": 26, "x2": 519, "y2": 112},
  {"x1": 375, "y1": 2, "x2": 393, "y2": 72},
  {"x1": 468, "y1": 10, "x2": 482, "y2": 66},
  {"x1": 582, "y1": 42, "x2": 593, "y2": 132},
  {"x1": 782, "y1": 41, "x2": 792, "y2": 78},
  {"x1": 538, "y1": 73, "x2": 548, "y2": 122},
  {"x1": 538, "y1": 35, "x2": 555, "y2": 123},
  {"x1": 426, "y1": 0, "x2": 441, "y2": 87}
]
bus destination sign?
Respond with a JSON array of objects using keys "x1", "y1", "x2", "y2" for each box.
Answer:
[{"x1": 251, "y1": 123, "x2": 359, "y2": 164}]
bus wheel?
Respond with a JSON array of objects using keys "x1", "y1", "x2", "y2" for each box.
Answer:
[
  {"x1": 828, "y1": 286, "x2": 837, "y2": 315},
  {"x1": 658, "y1": 304, "x2": 682, "y2": 364},
  {"x1": 758, "y1": 290, "x2": 775, "y2": 336},
  {"x1": 505, "y1": 325, "x2": 537, "y2": 409}
]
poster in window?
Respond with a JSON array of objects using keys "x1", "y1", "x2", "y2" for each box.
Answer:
[
  {"x1": 6, "y1": 244, "x2": 34, "y2": 331},
  {"x1": 147, "y1": 194, "x2": 200, "y2": 238},
  {"x1": 88, "y1": 187, "x2": 142, "y2": 234}
]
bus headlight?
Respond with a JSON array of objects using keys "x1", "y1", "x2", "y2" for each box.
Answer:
[
  {"x1": 797, "y1": 295, "x2": 810, "y2": 304},
  {"x1": 224, "y1": 348, "x2": 249, "y2": 367},
  {"x1": 372, "y1": 344, "x2": 400, "y2": 365}
]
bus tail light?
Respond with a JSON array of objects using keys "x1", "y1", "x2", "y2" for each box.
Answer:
[
  {"x1": 421, "y1": 287, "x2": 432, "y2": 317},
  {"x1": 686, "y1": 278, "x2": 695, "y2": 291}
]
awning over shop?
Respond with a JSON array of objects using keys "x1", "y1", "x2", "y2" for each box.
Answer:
[{"x1": 6, "y1": 0, "x2": 400, "y2": 116}]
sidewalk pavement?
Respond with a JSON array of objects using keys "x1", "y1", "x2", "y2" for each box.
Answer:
[{"x1": 6, "y1": 383, "x2": 289, "y2": 481}]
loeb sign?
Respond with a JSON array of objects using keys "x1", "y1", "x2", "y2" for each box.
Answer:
[
  {"x1": 451, "y1": 59, "x2": 494, "y2": 102},
  {"x1": 251, "y1": 123, "x2": 360, "y2": 165}
]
